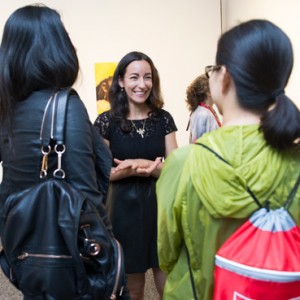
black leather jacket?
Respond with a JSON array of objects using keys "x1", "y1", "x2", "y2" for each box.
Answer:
[{"x1": 0, "y1": 89, "x2": 112, "y2": 232}]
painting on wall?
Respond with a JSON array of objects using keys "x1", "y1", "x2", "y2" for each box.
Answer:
[{"x1": 94, "y1": 62, "x2": 118, "y2": 115}]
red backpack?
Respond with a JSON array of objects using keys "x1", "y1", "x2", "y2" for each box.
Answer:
[{"x1": 199, "y1": 143, "x2": 300, "y2": 300}]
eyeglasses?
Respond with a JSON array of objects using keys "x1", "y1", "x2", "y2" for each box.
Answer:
[{"x1": 205, "y1": 65, "x2": 222, "y2": 78}]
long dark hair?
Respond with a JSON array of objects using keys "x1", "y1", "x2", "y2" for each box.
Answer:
[
  {"x1": 0, "y1": 4, "x2": 79, "y2": 126},
  {"x1": 109, "y1": 51, "x2": 164, "y2": 132},
  {"x1": 216, "y1": 19, "x2": 300, "y2": 150}
]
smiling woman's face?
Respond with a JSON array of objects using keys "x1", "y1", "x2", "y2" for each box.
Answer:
[{"x1": 119, "y1": 60, "x2": 153, "y2": 105}]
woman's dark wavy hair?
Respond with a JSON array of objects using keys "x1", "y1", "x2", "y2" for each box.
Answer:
[
  {"x1": 109, "y1": 51, "x2": 164, "y2": 132},
  {"x1": 216, "y1": 19, "x2": 300, "y2": 151},
  {"x1": 0, "y1": 4, "x2": 79, "y2": 126},
  {"x1": 186, "y1": 74, "x2": 210, "y2": 112}
]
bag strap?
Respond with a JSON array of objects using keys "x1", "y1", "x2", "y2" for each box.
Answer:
[
  {"x1": 196, "y1": 142, "x2": 300, "y2": 209},
  {"x1": 285, "y1": 174, "x2": 300, "y2": 209},
  {"x1": 40, "y1": 88, "x2": 77, "y2": 145},
  {"x1": 186, "y1": 245, "x2": 198, "y2": 300},
  {"x1": 39, "y1": 88, "x2": 78, "y2": 179}
]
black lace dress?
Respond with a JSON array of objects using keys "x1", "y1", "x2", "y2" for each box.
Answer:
[{"x1": 94, "y1": 109, "x2": 177, "y2": 273}]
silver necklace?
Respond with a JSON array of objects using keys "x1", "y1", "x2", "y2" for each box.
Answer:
[{"x1": 131, "y1": 119, "x2": 146, "y2": 138}]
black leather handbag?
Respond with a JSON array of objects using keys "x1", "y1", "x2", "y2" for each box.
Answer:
[{"x1": 0, "y1": 89, "x2": 126, "y2": 299}]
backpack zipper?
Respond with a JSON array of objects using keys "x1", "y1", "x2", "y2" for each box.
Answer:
[
  {"x1": 110, "y1": 239, "x2": 124, "y2": 300},
  {"x1": 18, "y1": 240, "x2": 124, "y2": 299},
  {"x1": 18, "y1": 252, "x2": 72, "y2": 260}
]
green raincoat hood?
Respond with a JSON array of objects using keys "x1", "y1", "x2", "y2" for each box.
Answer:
[{"x1": 189, "y1": 125, "x2": 293, "y2": 218}]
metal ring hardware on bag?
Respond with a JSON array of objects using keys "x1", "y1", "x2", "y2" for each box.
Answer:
[
  {"x1": 40, "y1": 145, "x2": 51, "y2": 178},
  {"x1": 80, "y1": 224, "x2": 101, "y2": 257},
  {"x1": 87, "y1": 242, "x2": 101, "y2": 256},
  {"x1": 53, "y1": 144, "x2": 66, "y2": 179}
]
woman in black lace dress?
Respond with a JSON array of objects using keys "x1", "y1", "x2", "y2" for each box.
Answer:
[{"x1": 94, "y1": 51, "x2": 178, "y2": 300}]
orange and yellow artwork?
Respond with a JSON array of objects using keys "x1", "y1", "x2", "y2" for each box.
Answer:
[{"x1": 94, "y1": 62, "x2": 117, "y2": 115}]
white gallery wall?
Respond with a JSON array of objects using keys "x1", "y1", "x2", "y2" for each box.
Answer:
[
  {"x1": 0, "y1": 1, "x2": 299, "y2": 153},
  {"x1": 0, "y1": 0, "x2": 221, "y2": 147},
  {"x1": 222, "y1": 0, "x2": 300, "y2": 108}
]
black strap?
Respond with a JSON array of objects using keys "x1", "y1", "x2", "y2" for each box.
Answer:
[
  {"x1": 285, "y1": 175, "x2": 300, "y2": 209},
  {"x1": 39, "y1": 88, "x2": 78, "y2": 179},
  {"x1": 40, "y1": 88, "x2": 77, "y2": 146},
  {"x1": 53, "y1": 89, "x2": 70, "y2": 145},
  {"x1": 186, "y1": 246, "x2": 198, "y2": 300},
  {"x1": 186, "y1": 112, "x2": 192, "y2": 131},
  {"x1": 196, "y1": 142, "x2": 300, "y2": 209}
]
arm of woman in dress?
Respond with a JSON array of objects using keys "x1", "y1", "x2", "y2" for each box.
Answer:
[
  {"x1": 165, "y1": 131, "x2": 178, "y2": 157},
  {"x1": 146, "y1": 131, "x2": 178, "y2": 178}
]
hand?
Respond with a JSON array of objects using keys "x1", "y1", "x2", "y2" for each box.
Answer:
[
  {"x1": 136, "y1": 157, "x2": 162, "y2": 175},
  {"x1": 112, "y1": 158, "x2": 144, "y2": 172},
  {"x1": 112, "y1": 157, "x2": 162, "y2": 177}
]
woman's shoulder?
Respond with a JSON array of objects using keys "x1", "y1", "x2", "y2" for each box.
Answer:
[
  {"x1": 63, "y1": 92, "x2": 90, "y2": 121},
  {"x1": 68, "y1": 91, "x2": 85, "y2": 106},
  {"x1": 157, "y1": 108, "x2": 174, "y2": 118},
  {"x1": 154, "y1": 108, "x2": 176, "y2": 123},
  {"x1": 154, "y1": 108, "x2": 178, "y2": 132},
  {"x1": 94, "y1": 110, "x2": 112, "y2": 125},
  {"x1": 192, "y1": 105, "x2": 212, "y2": 117}
]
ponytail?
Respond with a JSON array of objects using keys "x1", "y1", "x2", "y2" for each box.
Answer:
[{"x1": 260, "y1": 93, "x2": 300, "y2": 150}]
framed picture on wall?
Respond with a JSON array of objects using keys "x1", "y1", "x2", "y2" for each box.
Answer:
[{"x1": 94, "y1": 62, "x2": 117, "y2": 115}]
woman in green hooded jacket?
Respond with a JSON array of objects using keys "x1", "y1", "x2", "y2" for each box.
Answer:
[{"x1": 156, "y1": 19, "x2": 300, "y2": 300}]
